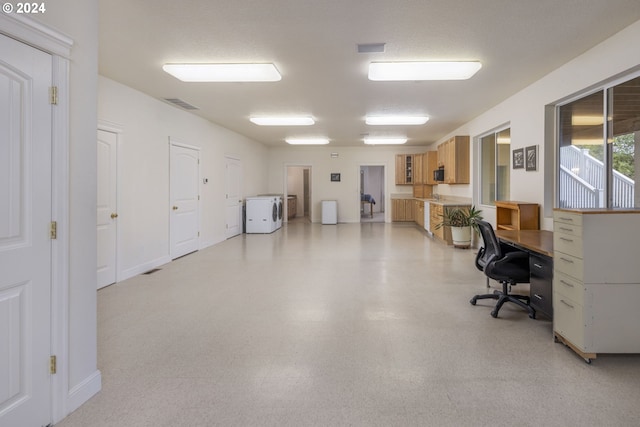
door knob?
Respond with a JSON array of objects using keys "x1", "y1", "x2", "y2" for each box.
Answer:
[
  {"x1": 110, "y1": 213, "x2": 118, "y2": 219},
  {"x1": 172, "y1": 206, "x2": 178, "y2": 210}
]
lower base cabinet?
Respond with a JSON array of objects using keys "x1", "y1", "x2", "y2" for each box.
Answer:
[{"x1": 529, "y1": 253, "x2": 553, "y2": 319}]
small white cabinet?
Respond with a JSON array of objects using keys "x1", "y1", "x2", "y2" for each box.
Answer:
[{"x1": 553, "y1": 209, "x2": 640, "y2": 362}]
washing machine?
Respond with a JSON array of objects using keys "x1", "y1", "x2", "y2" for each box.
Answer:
[
  {"x1": 245, "y1": 196, "x2": 278, "y2": 233},
  {"x1": 259, "y1": 194, "x2": 283, "y2": 229}
]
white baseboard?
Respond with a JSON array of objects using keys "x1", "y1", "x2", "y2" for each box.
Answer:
[
  {"x1": 119, "y1": 255, "x2": 171, "y2": 282},
  {"x1": 66, "y1": 370, "x2": 102, "y2": 415}
]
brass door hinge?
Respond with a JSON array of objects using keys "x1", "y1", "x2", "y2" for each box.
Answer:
[
  {"x1": 49, "y1": 86, "x2": 58, "y2": 105},
  {"x1": 50, "y1": 221, "x2": 57, "y2": 239},
  {"x1": 50, "y1": 355, "x2": 57, "y2": 374}
]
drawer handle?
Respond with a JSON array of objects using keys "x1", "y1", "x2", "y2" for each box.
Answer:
[
  {"x1": 559, "y1": 217, "x2": 574, "y2": 222},
  {"x1": 560, "y1": 257, "x2": 574, "y2": 264},
  {"x1": 559, "y1": 227, "x2": 573, "y2": 232},
  {"x1": 559, "y1": 280, "x2": 575, "y2": 288},
  {"x1": 560, "y1": 299, "x2": 575, "y2": 309},
  {"x1": 533, "y1": 263, "x2": 543, "y2": 269},
  {"x1": 560, "y1": 237, "x2": 574, "y2": 243},
  {"x1": 534, "y1": 294, "x2": 543, "y2": 300}
]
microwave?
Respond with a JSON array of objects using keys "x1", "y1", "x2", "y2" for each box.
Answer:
[{"x1": 433, "y1": 168, "x2": 445, "y2": 182}]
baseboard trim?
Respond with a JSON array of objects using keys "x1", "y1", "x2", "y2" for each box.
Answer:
[
  {"x1": 120, "y1": 255, "x2": 171, "y2": 282},
  {"x1": 66, "y1": 370, "x2": 102, "y2": 415}
]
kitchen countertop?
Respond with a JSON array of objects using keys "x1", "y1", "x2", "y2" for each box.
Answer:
[{"x1": 390, "y1": 194, "x2": 471, "y2": 206}]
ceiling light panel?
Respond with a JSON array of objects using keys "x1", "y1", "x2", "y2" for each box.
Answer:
[
  {"x1": 366, "y1": 116, "x2": 429, "y2": 125},
  {"x1": 250, "y1": 116, "x2": 315, "y2": 126},
  {"x1": 286, "y1": 138, "x2": 330, "y2": 145},
  {"x1": 368, "y1": 61, "x2": 482, "y2": 81},
  {"x1": 163, "y1": 63, "x2": 281, "y2": 82},
  {"x1": 363, "y1": 137, "x2": 407, "y2": 145}
]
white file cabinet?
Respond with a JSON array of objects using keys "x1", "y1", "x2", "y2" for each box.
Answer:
[{"x1": 553, "y1": 209, "x2": 640, "y2": 362}]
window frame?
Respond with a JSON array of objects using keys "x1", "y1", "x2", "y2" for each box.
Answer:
[{"x1": 478, "y1": 125, "x2": 511, "y2": 208}]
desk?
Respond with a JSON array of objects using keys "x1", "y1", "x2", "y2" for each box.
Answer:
[{"x1": 496, "y1": 229, "x2": 554, "y2": 319}]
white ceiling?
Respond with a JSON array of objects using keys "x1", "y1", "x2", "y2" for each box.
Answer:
[{"x1": 99, "y1": 0, "x2": 640, "y2": 147}]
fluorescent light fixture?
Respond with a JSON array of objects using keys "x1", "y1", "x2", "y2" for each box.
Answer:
[
  {"x1": 363, "y1": 137, "x2": 407, "y2": 145},
  {"x1": 285, "y1": 138, "x2": 330, "y2": 145},
  {"x1": 366, "y1": 116, "x2": 429, "y2": 125},
  {"x1": 162, "y1": 63, "x2": 281, "y2": 82},
  {"x1": 571, "y1": 115, "x2": 604, "y2": 126},
  {"x1": 368, "y1": 61, "x2": 482, "y2": 81},
  {"x1": 250, "y1": 116, "x2": 314, "y2": 126}
]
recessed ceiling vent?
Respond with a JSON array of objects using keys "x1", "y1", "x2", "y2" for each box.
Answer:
[
  {"x1": 163, "y1": 98, "x2": 199, "y2": 110},
  {"x1": 357, "y1": 43, "x2": 386, "y2": 53}
]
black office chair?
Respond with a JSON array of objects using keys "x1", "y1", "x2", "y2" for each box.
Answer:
[{"x1": 470, "y1": 220, "x2": 536, "y2": 319}]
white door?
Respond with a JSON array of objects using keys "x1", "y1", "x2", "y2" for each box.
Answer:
[
  {"x1": 170, "y1": 143, "x2": 200, "y2": 259},
  {"x1": 225, "y1": 156, "x2": 243, "y2": 238},
  {"x1": 97, "y1": 130, "x2": 118, "y2": 289},
  {"x1": 0, "y1": 34, "x2": 53, "y2": 427}
]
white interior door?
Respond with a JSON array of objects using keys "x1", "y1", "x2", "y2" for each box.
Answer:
[
  {"x1": 96, "y1": 130, "x2": 118, "y2": 289},
  {"x1": 170, "y1": 143, "x2": 200, "y2": 259},
  {"x1": 0, "y1": 34, "x2": 53, "y2": 427},
  {"x1": 225, "y1": 156, "x2": 242, "y2": 238}
]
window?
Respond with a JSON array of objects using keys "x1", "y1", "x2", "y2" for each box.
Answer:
[
  {"x1": 558, "y1": 75, "x2": 639, "y2": 209},
  {"x1": 480, "y1": 127, "x2": 511, "y2": 206}
]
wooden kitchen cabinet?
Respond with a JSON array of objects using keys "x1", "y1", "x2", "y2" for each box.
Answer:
[
  {"x1": 395, "y1": 154, "x2": 414, "y2": 185},
  {"x1": 414, "y1": 151, "x2": 437, "y2": 197},
  {"x1": 436, "y1": 136, "x2": 469, "y2": 184},
  {"x1": 414, "y1": 200, "x2": 424, "y2": 228},
  {"x1": 392, "y1": 198, "x2": 414, "y2": 222},
  {"x1": 423, "y1": 151, "x2": 439, "y2": 185}
]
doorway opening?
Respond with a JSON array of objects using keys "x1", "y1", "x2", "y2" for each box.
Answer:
[
  {"x1": 360, "y1": 165, "x2": 385, "y2": 223},
  {"x1": 286, "y1": 166, "x2": 312, "y2": 223}
]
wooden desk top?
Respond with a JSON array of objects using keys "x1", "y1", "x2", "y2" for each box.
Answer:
[{"x1": 495, "y1": 229, "x2": 554, "y2": 257}]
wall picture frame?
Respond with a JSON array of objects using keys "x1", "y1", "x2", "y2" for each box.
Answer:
[
  {"x1": 512, "y1": 148, "x2": 524, "y2": 169},
  {"x1": 525, "y1": 145, "x2": 537, "y2": 171},
  {"x1": 330, "y1": 173, "x2": 341, "y2": 182}
]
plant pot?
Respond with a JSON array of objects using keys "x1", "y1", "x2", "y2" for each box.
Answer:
[{"x1": 450, "y1": 226, "x2": 471, "y2": 248}]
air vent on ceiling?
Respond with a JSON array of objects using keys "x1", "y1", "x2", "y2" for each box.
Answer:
[
  {"x1": 163, "y1": 98, "x2": 199, "y2": 110},
  {"x1": 357, "y1": 43, "x2": 386, "y2": 53}
]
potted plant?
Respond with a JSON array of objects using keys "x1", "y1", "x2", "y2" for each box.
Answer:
[{"x1": 435, "y1": 205, "x2": 483, "y2": 248}]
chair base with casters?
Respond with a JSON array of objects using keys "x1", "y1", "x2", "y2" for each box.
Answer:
[
  {"x1": 470, "y1": 281, "x2": 536, "y2": 319},
  {"x1": 471, "y1": 219, "x2": 536, "y2": 319}
]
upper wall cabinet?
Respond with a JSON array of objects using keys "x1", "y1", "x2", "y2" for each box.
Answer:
[
  {"x1": 395, "y1": 154, "x2": 414, "y2": 185},
  {"x1": 437, "y1": 136, "x2": 470, "y2": 184}
]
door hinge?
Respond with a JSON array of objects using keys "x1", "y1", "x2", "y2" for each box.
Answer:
[
  {"x1": 198, "y1": 195, "x2": 200, "y2": 200},
  {"x1": 198, "y1": 231, "x2": 200, "y2": 237},
  {"x1": 50, "y1": 355, "x2": 57, "y2": 374},
  {"x1": 50, "y1": 221, "x2": 57, "y2": 239},
  {"x1": 49, "y1": 86, "x2": 58, "y2": 105}
]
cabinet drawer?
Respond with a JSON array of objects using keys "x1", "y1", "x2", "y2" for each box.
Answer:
[
  {"x1": 554, "y1": 222, "x2": 582, "y2": 237},
  {"x1": 554, "y1": 252, "x2": 584, "y2": 281},
  {"x1": 554, "y1": 211, "x2": 583, "y2": 227},
  {"x1": 553, "y1": 271, "x2": 584, "y2": 302},
  {"x1": 554, "y1": 233, "x2": 583, "y2": 258},
  {"x1": 553, "y1": 293, "x2": 585, "y2": 350}
]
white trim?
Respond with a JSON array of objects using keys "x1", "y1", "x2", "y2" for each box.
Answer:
[
  {"x1": 120, "y1": 255, "x2": 172, "y2": 282},
  {"x1": 65, "y1": 370, "x2": 102, "y2": 415},
  {"x1": 0, "y1": 13, "x2": 73, "y2": 58},
  {"x1": 357, "y1": 163, "x2": 388, "y2": 223},
  {"x1": 169, "y1": 137, "x2": 200, "y2": 152}
]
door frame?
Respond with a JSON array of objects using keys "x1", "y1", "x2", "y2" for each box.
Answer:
[
  {"x1": 1, "y1": 13, "x2": 76, "y2": 424},
  {"x1": 224, "y1": 154, "x2": 243, "y2": 239},
  {"x1": 283, "y1": 163, "x2": 313, "y2": 223},
  {"x1": 357, "y1": 163, "x2": 388, "y2": 222},
  {"x1": 98, "y1": 121, "x2": 123, "y2": 286}
]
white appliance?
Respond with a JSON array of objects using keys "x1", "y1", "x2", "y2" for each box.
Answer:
[
  {"x1": 321, "y1": 200, "x2": 337, "y2": 224},
  {"x1": 425, "y1": 201, "x2": 432, "y2": 235},
  {"x1": 258, "y1": 194, "x2": 283, "y2": 229},
  {"x1": 246, "y1": 196, "x2": 279, "y2": 233}
]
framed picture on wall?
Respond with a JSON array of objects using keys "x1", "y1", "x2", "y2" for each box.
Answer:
[
  {"x1": 513, "y1": 148, "x2": 524, "y2": 169},
  {"x1": 525, "y1": 145, "x2": 537, "y2": 171},
  {"x1": 330, "y1": 173, "x2": 341, "y2": 182}
]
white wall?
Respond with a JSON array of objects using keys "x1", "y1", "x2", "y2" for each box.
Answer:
[
  {"x1": 268, "y1": 146, "x2": 425, "y2": 223},
  {"x1": 426, "y1": 19, "x2": 640, "y2": 230},
  {"x1": 98, "y1": 77, "x2": 269, "y2": 279}
]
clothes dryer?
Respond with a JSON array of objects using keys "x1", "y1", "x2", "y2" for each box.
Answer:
[{"x1": 259, "y1": 194, "x2": 283, "y2": 229}]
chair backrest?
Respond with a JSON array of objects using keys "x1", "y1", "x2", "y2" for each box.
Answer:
[{"x1": 474, "y1": 220, "x2": 502, "y2": 271}]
